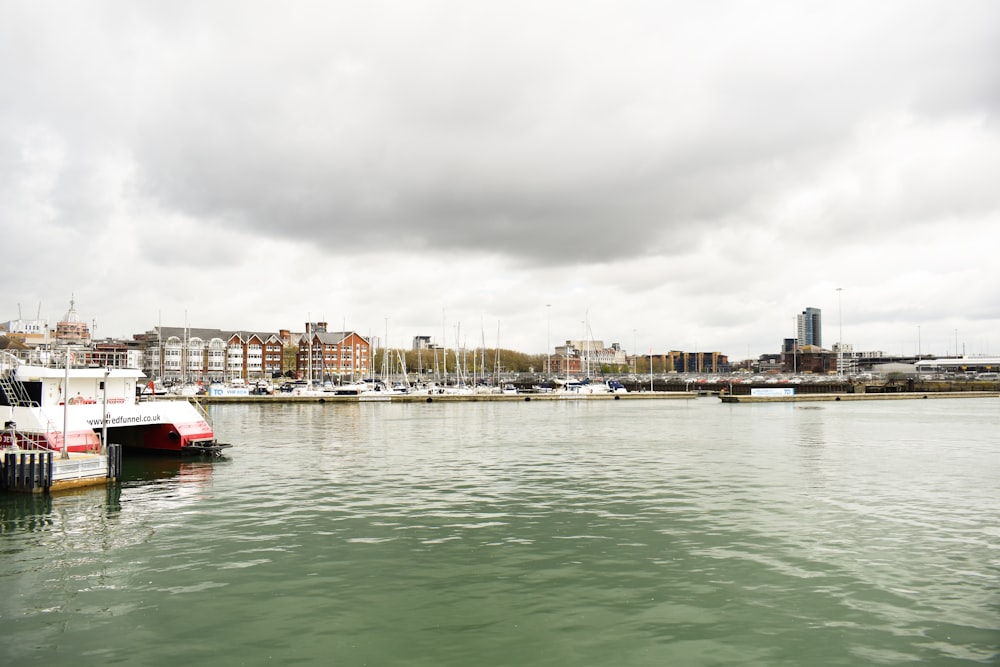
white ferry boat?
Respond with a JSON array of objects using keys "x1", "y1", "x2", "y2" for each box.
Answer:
[{"x1": 1, "y1": 352, "x2": 229, "y2": 456}]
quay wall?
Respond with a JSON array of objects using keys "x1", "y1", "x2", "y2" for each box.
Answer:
[
  {"x1": 153, "y1": 380, "x2": 1000, "y2": 405},
  {"x1": 721, "y1": 391, "x2": 1000, "y2": 403},
  {"x1": 159, "y1": 392, "x2": 697, "y2": 405}
]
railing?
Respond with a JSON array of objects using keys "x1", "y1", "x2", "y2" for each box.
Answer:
[
  {"x1": 0, "y1": 353, "x2": 39, "y2": 407},
  {"x1": 1, "y1": 347, "x2": 139, "y2": 370},
  {"x1": 190, "y1": 398, "x2": 212, "y2": 424}
]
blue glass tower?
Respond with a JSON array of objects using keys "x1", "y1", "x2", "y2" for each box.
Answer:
[{"x1": 797, "y1": 307, "x2": 822, "y2": 348}]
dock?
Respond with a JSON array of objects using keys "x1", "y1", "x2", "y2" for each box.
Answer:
[
  {"x1": 1, "y1": 444, "x2": 122, "y2": 494},
  {"x1": 720, "y1": 391, "x2": 1000, "y2": 403},
  {"x1": 164, "y1": 391, "x2": 698, "y2": 405}
]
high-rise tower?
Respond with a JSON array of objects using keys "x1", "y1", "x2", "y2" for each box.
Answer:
[{"x1": 796, "y1": 307, "x2": 822, "y2": 348}]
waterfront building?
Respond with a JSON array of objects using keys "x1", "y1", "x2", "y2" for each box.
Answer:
[
  {"x1": 790, "y1": 344, "x2": 836, "y2": 374},
  {"x1": 136, "y1": 326, "x2": 289, "y2": 382},
  {"x1": 88, "y1": 338, "x2": 143, "y2": 369},
  {"x1": 55, "y1": 297, "x2": 91, "y2": 345},
  {"x1": 226, "y1": 331, "x2": 285, "y2": 380},
  {"x1": 913, "y1": 356, "x2": 1000, "y2": 376},
  {"x1": 558, "y1": 339, "x2": 628, "y2": 372},
  {"x1": 661, "y1": 350, "x2": 730, "y2": 374},
  {"x1": 549, "y1": 352, "x2": 583, "y2": 376},
  {"x1": 1, "y1": 316, "x2": 51, "y2": 347},
  {"x1": 296, "y1": 322, "x2": 371, "y2": 382},
  {"x1": 832, "y1": 342, "x2": 857, "y2": 376},
  {"x1": 797, "y1": 307, "x2": 822, "y2": 348},
  {"x1": 758, "y1": 354, "x2": 784, "y2": 373}
]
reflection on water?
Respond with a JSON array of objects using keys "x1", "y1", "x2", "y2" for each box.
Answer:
[
  {"x1": 120, "y1": 454, "x2": 219, "y2": 485},
  {"x1": 2, "y1": 398, "x2": 999, "y2": 666},
  {"x1": 0, "y1": 492, "x2": 54, "y2": 534}
]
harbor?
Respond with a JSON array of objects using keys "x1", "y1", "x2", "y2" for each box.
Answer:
[{"x1": 2, "y1": 397, "x2": 997, "y2": 666}]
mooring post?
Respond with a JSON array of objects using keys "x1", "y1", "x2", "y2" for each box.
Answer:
[
  {"x1": 107, "y1": 443, "x2": 122, "y2": 481},
  {"x1": 27, "y1": 453, "x2": 36, "y2": 492}
]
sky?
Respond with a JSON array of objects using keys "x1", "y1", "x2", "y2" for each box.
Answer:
[{"x1": 2, "y1": 1, "x2": 998, "y2": 361}]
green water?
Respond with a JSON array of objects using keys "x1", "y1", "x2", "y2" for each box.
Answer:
[{"x1": 2, "y1": 398, "x2": 998, "y2": 665}]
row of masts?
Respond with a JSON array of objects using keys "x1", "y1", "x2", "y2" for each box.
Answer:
[
  {"x1": 371, "y1": 318, "x2": 505, "y2": 387},
  {"x1": 303, "y1": 314, "x2": 506, "y2": 387}
]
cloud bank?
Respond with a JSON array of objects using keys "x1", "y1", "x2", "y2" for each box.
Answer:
[{"x1": 2, "y1": 1, "x2": 998, "y2": 358}]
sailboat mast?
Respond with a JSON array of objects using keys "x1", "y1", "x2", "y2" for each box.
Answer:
[{"x1": 495, "y1": 320, "x2": 501, "y2": 385}]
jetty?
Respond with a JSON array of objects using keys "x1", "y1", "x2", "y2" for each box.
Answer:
[
  {"x1": 1, "y1": 443, "x2": 122, "y2": 494},
  {"x1": 164, "y1": 391, "x2": 698, "y2": 405},
  {"x1": 720, "y1": 391, "x2": 1000, "y2": 403}
]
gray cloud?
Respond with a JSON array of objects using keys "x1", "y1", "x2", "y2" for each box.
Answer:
[{"x1": 1, "y1": 0, "x2": 998, "y2": 356}]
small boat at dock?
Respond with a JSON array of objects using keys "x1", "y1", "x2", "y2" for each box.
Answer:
[{"x1": 555, "y1": 378, "x2": 629, "y2": 395}]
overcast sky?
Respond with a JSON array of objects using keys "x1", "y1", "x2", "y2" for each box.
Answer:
[{"x1": 2, "y1": 1, "x2": 998, "y2": 360}]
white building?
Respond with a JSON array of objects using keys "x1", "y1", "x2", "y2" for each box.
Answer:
[{"x1": 2, "y1": 317, "x2": 51, "y2": 346}]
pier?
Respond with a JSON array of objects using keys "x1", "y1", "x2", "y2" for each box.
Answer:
[
  {"x1": 160, "y1": 384, "x2": 1000, "y2": 406},
  {"x1": 1, "y1": 444, "x2": 122, "y2": 494},
  {"x1": 720, "y1": 391, "x2": 1000, "y2": 403},
  {"x1": 164, "y1": 391, "x2": 698, "y2": 405}
]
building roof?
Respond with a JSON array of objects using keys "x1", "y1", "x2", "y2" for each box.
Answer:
[
  {"x1": 302, "y1": 331, "x2": 369, "y2": 345},
  {"x1": 60, "y1": 296, "x2": 82, "y2": 324},
  {"x1": 914, "y1": 357, "x2": 1000, "y2": 368},
  {"x1": 152, "y1": 326, "x2": 283, "y2": 343}
]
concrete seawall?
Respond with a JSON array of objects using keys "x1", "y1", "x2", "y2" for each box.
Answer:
[
  {"x1": 159, "y1": 391, "x2": 698, "y2": 405},
  {"x1": 156, "y1": 389, "x2": 1000, "y2": 405},
  {"x1": 720, "y1": 391, "x2": 1000, "y2": 403}
]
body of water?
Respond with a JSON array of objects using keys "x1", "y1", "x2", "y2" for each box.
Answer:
[{"x1": 2, "y1": 397, "x2": 998, "y2": 665}]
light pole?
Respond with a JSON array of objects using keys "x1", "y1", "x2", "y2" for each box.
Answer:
[
  {"x1": 632, "y1": 329, "x2": 637, "y2": 374},
  {"x1": 649, "y1": 349, "x2": 653, "y2": 392},
  {"x1": 792, "y1": 317, "x2": 797, "y2": 374},
  {"x1": 546, "y1": 304, "x2": 551, "y2": 377},
  {"x1": 101, "y1": 367, "x2": 110, "y2": 455},
  {"x1": 836, "y1": 287, "x2": 844, "y2": 378}
]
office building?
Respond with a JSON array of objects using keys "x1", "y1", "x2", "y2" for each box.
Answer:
[{"x1": 797, "y1": 307, "x2": 822, "y2": 348}]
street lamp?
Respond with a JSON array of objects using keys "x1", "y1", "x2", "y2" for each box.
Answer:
[
  {"x1": 101, "y1": 367, "x2": 110, "y2": 455},
  {"x1": 632, "y1": 329, "x2": 637, "y2": 374},
  {"x1": 546, "y1": 304, "x2": 551, "y2": 377},
  {"x1": 836, "y1": 287, "x2": 844, "y2": 378},
  {"x1": 649, "y1": 349, "x2": 653, "y2": 392},
  {"x1": 792, "y1": 317, "x2": 797, "y2": 374}
]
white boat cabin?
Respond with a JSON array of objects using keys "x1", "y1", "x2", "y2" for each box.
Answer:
[{"x1": 11, "y1": 365, "x2": 142, "y2": 408}]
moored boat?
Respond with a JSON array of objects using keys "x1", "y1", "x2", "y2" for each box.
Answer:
[
  {"x1": 555, "y1": 378, "x2": 629, "y2": 395},
  {"x1": 0, "y1": 352, "x2": 230, "y2": 456}
]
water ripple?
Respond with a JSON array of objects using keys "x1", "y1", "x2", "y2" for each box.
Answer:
[{"x1": 1, "y1": 399, "x2": 997, "y2": 666}]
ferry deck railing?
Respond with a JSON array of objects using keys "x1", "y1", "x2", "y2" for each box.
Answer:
[{"x1": 0, "y1": 353, "x2": 39, "y2": 407}]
